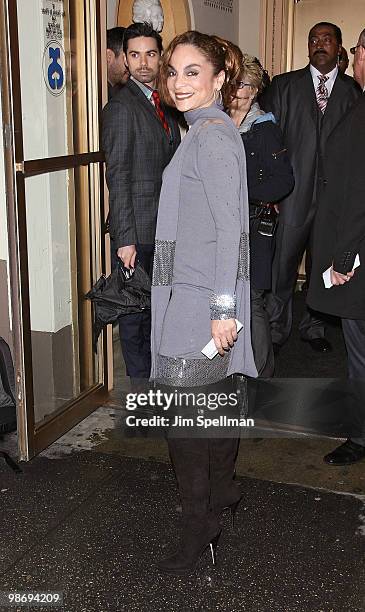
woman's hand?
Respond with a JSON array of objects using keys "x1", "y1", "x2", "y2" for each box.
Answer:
[
  {"x1": 330, "y1": 268, "x2": 355, "y2": 286},
  {"x1": 211, "y1": 319, "x2": 238, "y2": 356},
  {"x1": 264, "y1": 202, "x2": 280, "y2": 214}
]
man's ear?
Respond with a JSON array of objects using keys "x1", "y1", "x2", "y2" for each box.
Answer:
[
  {"x1": 123, "y1": 51, "x2": 128, "y2": 69},
  {"x1": 106, "y1": 48, "x2": 114, "y2": 66}
]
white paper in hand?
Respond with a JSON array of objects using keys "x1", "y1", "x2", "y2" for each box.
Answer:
[
  {"x1": 201, "y1": 319, "x2": 243, "y2": 360},
  {"x1": 322, "y1": 254, "x2": 360, "y2": 289}
]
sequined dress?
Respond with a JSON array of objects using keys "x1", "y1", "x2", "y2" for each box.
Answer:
[{"x1": 151, "y1": 104, "x2": 257, "y2": 387}]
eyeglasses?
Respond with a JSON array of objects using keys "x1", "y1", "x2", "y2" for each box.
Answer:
[
  {"x1": 350, "y1": 44, "x2": 364, "y2": 54},
  {"x1": 308, "y1": 35, "x2": 335, "y2": 46},
  {"x1": 235, "y1": 81, "x2": 253, "y2": 89}
]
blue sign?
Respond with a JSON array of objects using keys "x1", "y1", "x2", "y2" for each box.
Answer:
[{"x1": 42, "y1": 41, "x2": 66, "y2": 96}]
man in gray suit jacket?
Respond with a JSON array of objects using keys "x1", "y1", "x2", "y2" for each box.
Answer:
[
  {"x1": 102, "y1": 22, "x2": 180, "y2": 381},
  {"x1": 262, "y1": 22, "x2": 360, "y2": 354}
]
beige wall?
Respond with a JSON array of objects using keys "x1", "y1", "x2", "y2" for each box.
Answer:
[
  {"x1": 292, "y1": 0, "x2": 364, "y2": 72},
  {"x1": 107, "y1": 0, "x2": 118, "y2": 27},
  {"x1": 109, "y1": 0, "x2": 262, "y2": 54},
  {"x1": 189, "y1": 0, "x2": 239, "y2": 43},
  {"x1": 239, "y1": 0, "x2": 261, "y2": 59}
]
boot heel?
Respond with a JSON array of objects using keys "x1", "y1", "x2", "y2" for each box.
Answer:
[
  {"x1": 209, "y1": 531, "x2": 221, "y2": 565},
  {"x1": 229, "y1": 497, "x2": 242, "y2": 529},
  {"x1": 158, "y1": 528, "x2": 222, "y2": 575}
]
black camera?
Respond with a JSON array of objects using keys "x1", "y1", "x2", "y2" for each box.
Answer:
[{"x1": 258, "y1": 206, "x2": 278, "y2": 237}]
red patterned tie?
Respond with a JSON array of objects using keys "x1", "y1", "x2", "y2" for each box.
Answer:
[
  {"x1": 152, "y1": 90, "x2": 170, "y2": 136},
  {"x1": 316, "y1": 75, "x2": 329, "y2": 114}
]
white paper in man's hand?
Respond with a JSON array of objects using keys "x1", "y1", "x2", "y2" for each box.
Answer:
[
  {"x1": 201, "y1": 319, "x2": 243, "y2": 359},
  {"x1": 322, "y1": 254, "x2": 360, "y2": 288}
]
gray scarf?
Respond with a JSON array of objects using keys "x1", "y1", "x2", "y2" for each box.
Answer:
[{"x1": 238, "y1": 102, "x2": 264, "y2": 134}]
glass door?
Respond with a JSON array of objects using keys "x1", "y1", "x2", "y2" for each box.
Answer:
[{"x1": 5, "y1": 0, "x2": 109, "y2": 459}]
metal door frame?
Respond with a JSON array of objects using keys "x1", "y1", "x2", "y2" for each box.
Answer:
[{"x1": 0, "y1": 0, "x2": 109, "y2": 460}]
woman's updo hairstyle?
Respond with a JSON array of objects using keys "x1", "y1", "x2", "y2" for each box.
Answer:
[{"x1": 159, "y1": 31, "x2": 243, "y2": 109}]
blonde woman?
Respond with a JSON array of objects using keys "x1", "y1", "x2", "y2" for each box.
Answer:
[{"x1": 228, "y1": 53, "x2": 294, "y2": 376}]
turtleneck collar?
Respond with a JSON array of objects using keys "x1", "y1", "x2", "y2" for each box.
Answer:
[{"x1": 184, "y1": 102, "x2": 225, "y2": 126}]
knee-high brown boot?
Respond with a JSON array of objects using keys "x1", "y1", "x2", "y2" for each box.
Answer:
[
  {"x1": 208, "y1": 376, "x2": 243, "y2": 520},
  {"x1": 157, "y1": 437, "x2": 221, "y2": 575},
  {"x1": 209, "y1": 437, "x2": 242, "y2": 521}
]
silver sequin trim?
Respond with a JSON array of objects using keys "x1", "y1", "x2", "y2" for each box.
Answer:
[
  {"x1": 210, "y1": 293, "x2": 236, "y2": 320},
  {"x1": 155, "y1": 353, "x2": 230, "y2": 387},
  {"x1": 237, "y1": 232, "x2": 249, "y2": 281},
  {"x1": 152, "y1": 240, "x2": 176, "y2": 286}
]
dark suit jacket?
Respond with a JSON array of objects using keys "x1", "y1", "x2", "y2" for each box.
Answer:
[
  {"x1": 102, "y1": 79, "x2": 181, "y2": 248},
  {"x1": 108, "y1": 81, "x2": 123, "y2": 100},
  {"x1": 262, "y1": 66, "x2": 360, "y2": 227},
  {"x1": 307, "y1": 93, "x2": 365, "y2": 320}
]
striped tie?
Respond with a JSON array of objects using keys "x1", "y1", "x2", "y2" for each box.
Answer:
[
  {"x1": 152, "y1": 90, "x2": 170, "y2": 136},
  {"x1": 316, "y1": 75, "x2": 329, "y2": 114}
]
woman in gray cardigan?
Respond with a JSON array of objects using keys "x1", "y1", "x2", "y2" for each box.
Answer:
[{"x1": 151, "y1": 32, "x2": 256, "y2": 575}]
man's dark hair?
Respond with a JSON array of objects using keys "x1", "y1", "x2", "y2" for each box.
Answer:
[
  {"x1": 107, "y1": 27, "x2": 125, "y2": 56},
  {"x1": 123, "y1": 22, "x2": 163, "y2": 55},
  {"x1": 309, "y1": 22, "x2": 342, "y2": 45}
]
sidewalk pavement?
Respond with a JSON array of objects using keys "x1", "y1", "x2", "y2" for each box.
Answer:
[{"x1": 0, "y1": 420, "x2": 364, "y2": 612}]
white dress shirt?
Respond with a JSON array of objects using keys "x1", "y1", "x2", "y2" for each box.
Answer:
[
  {"x1": 130, "y1": 76, "x2": 155, "y2": 106},
  {"x1": 310, "y1": 64, "x2": 338, "y2": 97}
]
